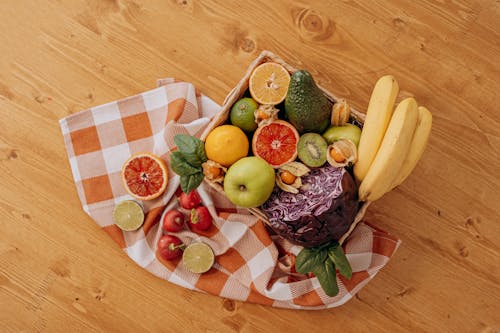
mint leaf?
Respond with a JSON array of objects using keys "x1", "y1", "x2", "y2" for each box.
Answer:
[
  {"x1": 295, "y1": 247, "x2": 327, "y2": 274},
  {"x1": 313, "y1": 259, "x2": 339, "y2": 297},
  {"x1": 174, "y1": 134, "x2": 207, "y2": 166},
  {"x1": 328, "y1": 244, "x2": 352, "y2": 279},
  {"x1": 180, "y1": 172, "x2": 204, "y2": 194},
  {"x1": 170, "y1": 152, "x2": 200, "y2": 176}
]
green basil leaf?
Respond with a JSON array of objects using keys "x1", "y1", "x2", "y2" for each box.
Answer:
[
  {"x1": 328, "y1": 244, "x2": 352, "y2": 279},
  {"x1": 316, "y1": 241, "x2": 335, "y2": 252},
  {"x1": 174, "y1": 134, "x2": 207, "y2": 166},
  {"x1": 170, "y1": 152, "x2": 200, "y2": 176},
  {"x1": 313, "y1": 259, "x2": 339, "y2": 297},
  {"x1": 174, "y1": 134, "x2": 198, "y2": 153},
  {"x1": 180, "y1": 172, "x2": 204, "y2": 194},
  {"x1": 182, "y1": 151, "x2": 206, "y2": 167},
  {"x1": 295, "y1": 247, "x2": 327, "y2": 274}
]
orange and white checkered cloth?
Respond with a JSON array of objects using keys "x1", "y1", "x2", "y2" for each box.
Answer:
[{"x1": 60, "y1": 78, "x2": 401, "y2": 309}]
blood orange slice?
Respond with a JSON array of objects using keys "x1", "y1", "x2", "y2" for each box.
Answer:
[
  {"x1": 122, "y1": 153, "x2": 168, "y2": 200},
  {"x1": 252, "y1": 120, "x2": 299, "y2": 168}
]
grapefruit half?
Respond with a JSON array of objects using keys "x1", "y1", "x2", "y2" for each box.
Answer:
[
  {"x1": 121, "y1": 153, "x2": 168, "y2": 200},
  {"x1": 252, "y1": 120, "x2": 299, "y2": 168}
]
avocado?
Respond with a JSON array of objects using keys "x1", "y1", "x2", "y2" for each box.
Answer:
[{"x1": 285, "y1": 70, "x2": 332, "y2": 134}]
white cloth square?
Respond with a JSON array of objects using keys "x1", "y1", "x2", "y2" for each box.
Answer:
[{"x1": 92, "y1": 101, "x2": 122, "y2": 125}]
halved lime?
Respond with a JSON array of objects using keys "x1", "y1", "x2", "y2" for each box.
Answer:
[
  {"x1": 182, "y1": 242, "x2": 215, "y2": 274},
  {"x1": 112, "y1": 200, "x2": 144, "y2": 231}
]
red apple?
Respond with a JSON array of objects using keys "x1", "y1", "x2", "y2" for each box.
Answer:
[
  {"x1": 188, "y1": 206, "x2": 213, "y2": 231},
  {"x1": 162, "y1": 209, "x2": 185, "y2": 232},
  {"x1": 179, "y1": 190, "x2": 202, "y2": 209},
  {"x1": 157, "y1": 235, "x2": 183, "y2": 260}
]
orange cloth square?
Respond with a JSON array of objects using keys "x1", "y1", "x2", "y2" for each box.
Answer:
[
  {"x1": 246, "y1": 283, "x2": 274, "y2": 306},
  {"x1": 122, "y1": 113, "x2": 153, "y2": 142},
  {"x1": 339, "y1": 271, "x2": 370, "y2": 292},
  {"x1": 70, "y1": 126, "x2": 101, "y2": 155},
  {"x1": 293, "y1": 288, "x2": 323, "y2": 306},
  {"x1": 216, "y1": 248, "x2": 247, "y2": 274},
  {"x1": 250, "y1": 221, "x2": 273, "y2": 247},
  {"x1": 195, "y1": 268, "x2": 229, "y2": 295},
  {"x1": 103, "y1": 225, "x2": 126, "y2": 248},
  {"x1": 167, "y1": 98, "x2": 186, "y2": 123},
  {"x1": 372, "y1": 231, "x2": 399, "y2": 257},
  {"x1": 82, "y1": 175, "x2": 114, "y2": 204}
]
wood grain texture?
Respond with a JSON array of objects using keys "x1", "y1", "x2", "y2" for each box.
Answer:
[{"x1": 0, "y1": 0, "x2": 499, "y2": 332}]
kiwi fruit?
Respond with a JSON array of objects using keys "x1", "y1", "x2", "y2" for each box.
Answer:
[{"x1": 297, "y1": 133, "x2": 328, "y2": 167}]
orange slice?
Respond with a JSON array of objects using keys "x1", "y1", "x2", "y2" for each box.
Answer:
[
  {"x1": 249, "y1": 62, "x2": 291, "y2": 105},
  {"x1": 121, "y1": 153, "x2": 168, "y2": 201},
  {"x1": 252, "y1": 120, "x2": 299, "y2": 168}
]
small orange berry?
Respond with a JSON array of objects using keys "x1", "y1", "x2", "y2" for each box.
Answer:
[
  {"x1": 329, "y1": 147, "x2": 346, "y2": 163},
  {"x1": 257, "y1": 109, "x2": 270, "y2": 120},
  {"x1": 280, "y1": 171, "x2": 297, "y2": 185},
  {"x1": 203, "y1": 165, "x2": 221, "y2": 179}
]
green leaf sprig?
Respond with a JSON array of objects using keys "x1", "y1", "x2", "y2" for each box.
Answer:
[
  {"x1": 295, "y1": 241, "x2": 352, "y2": 297},
  {"x1": 170, "y1": 134, "x2": 207, "y2": 193}
]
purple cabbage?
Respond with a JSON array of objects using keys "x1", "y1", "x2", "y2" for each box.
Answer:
[{"x1": 262, "y1": 165, "x2": 345, "y2": 223}]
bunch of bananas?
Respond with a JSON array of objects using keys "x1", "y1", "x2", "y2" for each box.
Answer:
[{"x1": 354, "y1": 75, "x2": 433, "y2": 202}]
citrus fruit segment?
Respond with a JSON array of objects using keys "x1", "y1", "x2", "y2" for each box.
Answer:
[
  {"x1": 182, "y1": 242, "x2": 214, "y2": 274},
  {"x1": 122, "y1": 153, "x2": 168, "y2": 200},
  {"x1": 230, "y1": 97, "x2": 258, "y2": 132},
  {"x1": 113, "y1": 200, "x2": 144, "y2": 231},
  {"x1": 205, "y1": 125, "x2": 249, "y2": 167},
  {"x1": 252, "y1": 120, "x2": 299, "y2": 168},
  {"x1": 249, "y1": 62, "x2": 290, "y2": 105}
]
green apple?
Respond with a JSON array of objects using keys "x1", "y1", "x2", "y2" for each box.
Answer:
[
  {"x1": 322, "y1": 123, "x2": 362, "y2": 147},
  {"x1": 223, "y1": 157, "x2": 275, "y2": 208}
]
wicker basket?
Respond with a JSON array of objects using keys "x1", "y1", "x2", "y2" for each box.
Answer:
[{"x1": 200, "y1": 50, "x2": 370, "y2": 245}]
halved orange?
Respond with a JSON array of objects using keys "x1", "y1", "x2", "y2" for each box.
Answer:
[
  {"x1": 249, "y1": 62, "x2": 291, "y2": 105},
  {"x1": 121, "y1": 153, "x2": 168, "y2": 201},
  {"x1": 252, "y1": 120, "x2": 299, "y2": 168}
]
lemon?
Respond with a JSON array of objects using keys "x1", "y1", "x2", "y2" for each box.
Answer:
[
  {"x1": 205, "y1": 125, "x2": 249, "y2": 167},
  {"x1": 112, "y1": 200, "x2": 144, "y2": 231},
  {"x1": 182, "y1": 242, "x2": 215, "y2": 274}
]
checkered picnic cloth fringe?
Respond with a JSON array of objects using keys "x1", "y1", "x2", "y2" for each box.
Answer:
[{"x1": 60, "y1": 78, "x2": 401, "y2": 309}]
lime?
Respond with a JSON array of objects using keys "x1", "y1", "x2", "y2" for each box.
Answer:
[
  {"x1": 112, "y1": 200, "x2": 144, "y2": 231},
  {"x1": 182, "y1": 242, "x2": 215, "y2": 274},
  {"x1": 230, "y1": 97, "x2": 258, "y2": 132}
]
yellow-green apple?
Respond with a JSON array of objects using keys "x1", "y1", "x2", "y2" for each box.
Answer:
[
  {"x1": 322, "y1": 123, "x2": 362, "y2": 147},
  {"x1": 223, "y1": 157, "x2": 275, "y2": 208}
]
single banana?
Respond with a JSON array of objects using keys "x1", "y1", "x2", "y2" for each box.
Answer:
[
  {"x1": 389, "y1": 106, "x2": 432, "y2": 189},
  {"x1": 358, "y1": 97, "x2": 419, "y2": 202},
  {"x1": 354, "y1": 75, "x2": 399, "y2": 183}
]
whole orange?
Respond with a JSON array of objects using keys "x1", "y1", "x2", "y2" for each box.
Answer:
[{"x1": 205, "y1": 125, "x2": 249, "y2": 167}]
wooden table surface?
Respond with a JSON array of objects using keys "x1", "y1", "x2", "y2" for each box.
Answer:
[{"x1": 1, "y1": 1, "x2": 499, "y2": 332}]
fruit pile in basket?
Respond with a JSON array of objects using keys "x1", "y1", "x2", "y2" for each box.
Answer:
[
  {"x1": 169, "y1": 61, "x2": 431, "y2": 295},
  {"x1": 196, "y1": 63, "x2": 432, "y2": 230}
]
